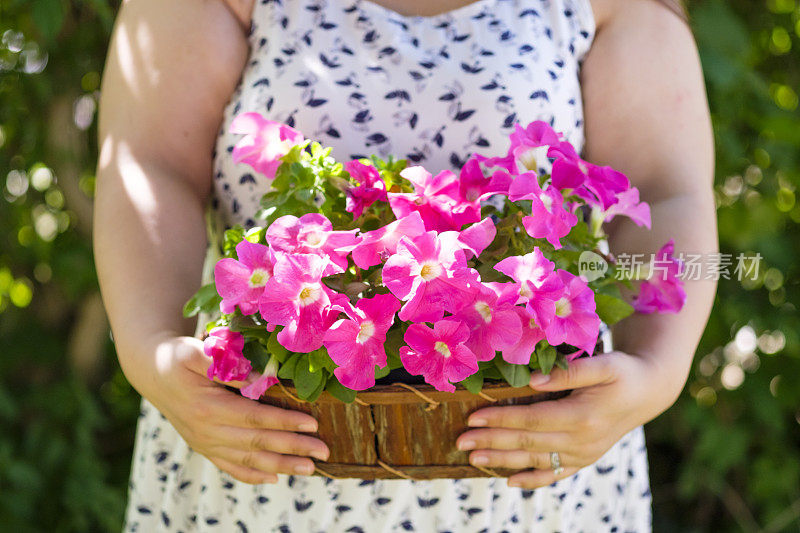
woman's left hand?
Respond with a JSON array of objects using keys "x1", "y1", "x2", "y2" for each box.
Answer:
[{"x1": 456, "y1": 350, "x2": 684, "y2": 489}]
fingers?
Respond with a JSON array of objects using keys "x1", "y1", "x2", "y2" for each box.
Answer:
[
  {"x1": 507, "y1": 467, "x2": 580, "y2": 489},
  {"x1": 456, "y1": 428, "x2": 567, "y2": 453},
  {"x1": 528, "y1": 353, "x2": 617, "y2": 391},
  {"x1": 218, "y1": 447, "x2": 317, "y2": 477},
  {"x1": 210, "y1": 394, "x2": 320, "y2": 432},
  {"x1": 209, "y1": 456, "x2": 278, "y2": 485},
  {"x1": 467, "y1": 400, "x2": 582, "y2": 432},
  {"x1": 216, "y1": 427, "x2": 330, "y2": 461}
]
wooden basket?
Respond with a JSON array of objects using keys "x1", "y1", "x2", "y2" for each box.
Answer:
[{"x1": 259, "y1": 380, "x2": 568, "y2": 480}]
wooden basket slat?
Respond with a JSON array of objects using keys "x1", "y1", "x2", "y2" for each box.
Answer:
[{"x1": 259, "y1": 381, "x2": 569, "y2": 478}]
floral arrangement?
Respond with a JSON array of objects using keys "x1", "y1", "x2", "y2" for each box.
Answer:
[{"x1": 184, "y1": 112, "x2": 686, "y2": 403}]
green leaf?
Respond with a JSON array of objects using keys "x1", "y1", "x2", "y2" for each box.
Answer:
[
  {"x1": 459, "y1": 370, "x2": 484, "y2": 394},
  {"x1": 308, "y1": 349, "x2": 335, "y2": 373},
  {"x1": 277, "y1": 354, "x2": 300, "y2": 380},
  {"x1": 294, "y1": 358, "x2": 324, "y2": 400},
  {"x1": 266, "y1": 333, "x2": 289, "y2": 363},
  {"x1": 242, "y1": 341, "x2": 269, "y2": 370},
  {"x1": 303, "y1": 370, "x2": 328, "y2": 402},
  {"x1": 594, "y1": 293, "x2": 635, "y2": 325},
  {"x1": 182, "y1": 283, "x2": 221, "y2": 318},
  {"x1": 325, "y1": 377, "x2": 357, "y2": 403},
  {"x1": 222, "y1": 225, "x2": 245, "y2": 257},
  {"x1": 374, "y1": 364, "x2": 391, "y2": 379},
  {"x1": 537, "y1": 345, "x2": 557, "y2": 375},
  {"x1": 494, "y1": 358, "x2": 531, "y2": 387}
]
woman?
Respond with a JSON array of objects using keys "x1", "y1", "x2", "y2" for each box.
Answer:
[{"x1": 93, "y1": 0, "x2": 717, "y2": 530}]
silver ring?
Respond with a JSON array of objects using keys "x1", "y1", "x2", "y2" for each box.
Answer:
[{"x1": 550, "y1": 451, "x2": 564, "y2": 475}]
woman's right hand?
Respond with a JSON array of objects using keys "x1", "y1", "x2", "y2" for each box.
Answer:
[{"x1": 123, "y1": 333, "x2": 331, "y2": 485}]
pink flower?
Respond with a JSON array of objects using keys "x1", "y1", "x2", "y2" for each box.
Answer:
[
  {"x1": 548, "y1": 141, "x2": 590, "y2": 190},
  {"x1": 344, "y1": 160, "x2": 388, "y2": 219},
  {"x1": 266, "y1": 213, "x2": 358, "y2": 274},
  {"x1": 383, "y1": 231, "x2": 479, "y2": 323},
  {"x1": 214, "y1": 240, "x2": 278, "y2": 315},
  {"x1": 632, "y1": 239, "x2": 686, "y2": 314},
  {"x1": 508, "y1": 172, "x2": 578, "y2": 249},
  {"x1": 543, "y1": 270, "x2": 601, "y2": 356},
  {"x1": 258, "y1": 253, "x2": 346, "y2": 353},
  {"x1": 600, "y1": 187, "x2": 652, "y2": 229},
  {"x1": 388, "y1": 166, "x2": 473, "y2": 231},
  {"x1": 400, "y1": 319, "x2": 479, "y2": 392},
  {"x1": 240, "y1": 355, "x2": 280, "y2": 400},
  {"x1": 494, "y1": 248, "x2": 566, "y2": 329},
  {"x1": 453, "y1": 283, "x2": 522, "y2": 362},
  {"x1": 471, "y1": 152, "x2": 518, "y2": 176},
  {"x1": 230, "y1": 112, "x2": 305, "y2": 179},
  {"x1": 501, "y1": 307, "x2": 546, "y2": 365},
  {"x1": 458, "y1": 156, "x2": 513, "y2": 203},
  {"x1": 579, "y1": 165, "x2": 631, "y2": 210},
  {"x1": 323, "y1": 294, "x2": 401, "y2": 391},
  {"x1": 508, "y1": 121, "x2": 560, "y2": 173},
  {"x1": 350, "y1": 212, "x2": 426, "y2": 269},
  {"x1": 439, "y1": 217, "x2": 497, "y2": 260},
  {"x1": 204, "y1": 326, "x2": 251, "y2": 382}
]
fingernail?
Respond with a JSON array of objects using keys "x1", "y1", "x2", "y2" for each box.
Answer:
[
  {"x1": 529, "y1": 373, "x2": 551, "y2": 388},
  {"x1": 470, "y1": 454, "x2": 488, "y2": 466},
  {"x1": 458, "y1": 440, "x2": 476, "y2": 451},
  {"x1": 468, "y1": 418, "x2": 487, "y2": 427},
  {"x1": 311, "y1": 449, "x2": 329, "y2": 461},
  {"x1": 294, "y1": 463, "x2": 314, "y2": 475},
  {"x1": 507, "y1": 479, "x2": 520, "y2": 488},
  {"x1": 298, "y1": 423, "x2": 317, "y2": 432}
]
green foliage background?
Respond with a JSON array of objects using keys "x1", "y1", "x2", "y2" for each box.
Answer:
[{"x1": 0, "y1": 1, "x2": 798, "y2": 531}]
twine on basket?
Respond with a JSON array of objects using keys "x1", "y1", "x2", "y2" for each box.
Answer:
[
  {"x1": 376, "y1": 460, "x2": 419, "y2": 480},
  {"x1": 314, "y1": 465, "x2": 341, "y2": 480},
  {"x1": 390, "y1": 382, "x2": 441, "y2": 411}
]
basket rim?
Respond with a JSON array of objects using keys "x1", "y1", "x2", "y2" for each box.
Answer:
[{"x1": 261, "y1": 378, "x2": 551, "y2": 405}]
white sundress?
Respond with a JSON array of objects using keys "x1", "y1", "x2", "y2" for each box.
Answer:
[{"x1": 123, "y1": 0, "x2": 653, "y2": 531}]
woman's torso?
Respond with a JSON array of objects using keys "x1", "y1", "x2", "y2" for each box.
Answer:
[
  {"x1": 211, "y1": 0, "x2": 595, "y2": 229},
  {"x1": 122, "y1": 1, "x2": 654, "y2": 532}
]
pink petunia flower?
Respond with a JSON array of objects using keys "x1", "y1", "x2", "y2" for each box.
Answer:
[
  {"x1": 344, "y1": 159, "x2": 388, "y2": 219},
  {"x1": 214, "y1": 240, "x2": 278, "y2": 315},
  {"x1": 388, "y1": 166, "x2": 474, "y2": 231},
  {"x1": 383, "y1": 230, "x2": 479, "y2": 323},
  {"x1": 458, "y1": 156, "x2": 514, "y2": 203},
  {"x1": 508, "y1": 172, "x2": 578, "y2": 249},
  {"x1": 323, "y1": 293, "x2": 402, "y2": 391},
  {"x1": 240, "y1": 355, "x2": 280, "y2": 400},
  {"x1": 399, "y1": 319, "x2": 480, "y2": 392},
  {"x1": 350, "y1": 212, "x2": 427, "y2": 270},
  {"x1": 494, "y1": 248, "x2": 566, "y2": 330},
  {"x1": 508, "y1": 121, "x2": 560, "y2": 173},
  {"x1": 230, "y1": 112, "x2": 305, "y2": 179},
  {"x1": 543, "y1": 270, "x2": 601, "y2": 356},
  {"x1": 204, "y1": 326, "x2": 251, "y2": 382},
  {"x1": 632, "y1": 239, "x2": 686, "y2": 314},
  {"x1": 501, "y1": 306, "x2": 546, "y2": 365},
  {"x1": 600, "y1": 187, "x2": 652, "y2": 229},
  {"x1": 266, "y1": 213, "x2": 358, "y2": 275},
  {"x1": 439, "y1": 217, "x2": 497, "y2": 260},
  {"x1": 258, "y1": 253, "x2": 347, "y2": 353},
  {"x1": 453, "y1": 282, "x2": 522, "y2": 362}
]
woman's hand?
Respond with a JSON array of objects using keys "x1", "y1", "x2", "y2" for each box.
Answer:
[
  {"x1": 126, "y1": 333, "x2": 330, "y2": 485},
  {"x1": 456, "y1": 350, "x2": 684, "y2": 489}
]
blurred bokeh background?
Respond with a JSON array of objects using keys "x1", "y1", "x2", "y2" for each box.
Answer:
[{"x1": 0, "y1": 0, "x2": 798, "y2": 531}]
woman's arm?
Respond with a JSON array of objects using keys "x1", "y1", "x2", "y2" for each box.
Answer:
[
  {"x1": 457, "y1": 0, "x2": 717, "y2": 488},
  {"x1": 94, "y1": 0, "x2": 329, "y2": 484}
]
